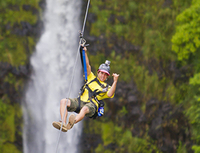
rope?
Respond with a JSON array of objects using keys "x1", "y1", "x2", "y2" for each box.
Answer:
[{"x1": 55, "y1": 0, "x2": 91, "y2": 152}]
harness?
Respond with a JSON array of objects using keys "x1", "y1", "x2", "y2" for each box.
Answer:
[{"x1": 75, "y1": 77, "x2": 108, "y2": 119}]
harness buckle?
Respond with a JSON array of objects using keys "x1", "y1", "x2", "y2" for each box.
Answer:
[{"x1": 102, "y1": 87, "x2": 108, "y2": 92}]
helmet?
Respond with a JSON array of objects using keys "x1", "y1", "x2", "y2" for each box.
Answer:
[{"x1": 98, "y1": 60, "x2": 111, "y2": 76}]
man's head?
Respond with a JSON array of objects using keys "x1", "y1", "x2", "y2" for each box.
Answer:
[{"x1": 97, "y1": 60, "x2": 110, "y2": 81}]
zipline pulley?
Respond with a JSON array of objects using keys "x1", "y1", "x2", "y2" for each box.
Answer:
[{"x1": 80, "y1": 36, "x2": 89, "y2": 47}]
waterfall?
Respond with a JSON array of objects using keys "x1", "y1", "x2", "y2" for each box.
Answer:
[{"x1": 23, "y1": 0, "x2": 83, "y2": 152}]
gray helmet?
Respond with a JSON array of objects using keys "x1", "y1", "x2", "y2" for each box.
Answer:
[{"x1": 98, "y1": 60, "x2": 111, "y2": 76}]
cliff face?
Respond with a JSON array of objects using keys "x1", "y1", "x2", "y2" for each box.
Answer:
[
  {"x1": 0, "y1": 0, "x2": 44, "y2": 152},
  {"x1": 1, "y1": 0, "x2": 200, "y2": 153},
  {"x1": 80, "y1": 0, "x2": 199, "y2": 153}
]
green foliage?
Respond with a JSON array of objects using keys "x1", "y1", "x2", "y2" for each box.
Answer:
[
  {"x1": 0, "y1": 99, "x2": 21, "y2": 152},
  {"x1": 4, "y1": 72, "x2": 24, "y2": 91},
  {"x1": 0, "y1": 99, "x2": 9, "y2": 124},
  {"x1": 0, "y1": 0, "x2": 196, "y2": 152},
  {"x1": 94, "y1": 121, "x2": 159, "y2": 153},
  {"x1": 141, "y1": 5, "x2": 175, "y2": 61},
  {"x1": 3, "y1": 106, "x2": 15, "y2": 142},
  {"x1": 0, "y1": 0, "x2": 41, "y2": 66},
  {"x1": 128, "y1": 137, "x2": 160, "y2": 153},
  {"x1": 192, "y1": 145, "x2": 200, "y2": 153},
  {"x1": 172, "y1": 0, "x2": 200, "y2": 61},
  {"x1": 89, "y1": 0, "x2": 191, "y2": 105},
  {"x1": 190, "y1": 73, "x2": 200, "y2": 86},
  {"x1": 0, "y1": 37, "x2": 28, "y2": 65},
  {"x1": 95, "y1": 144, "x2": 112, "y2": 153},
  {"x1": 88, "y1": 0, "x2": 194, "y2": 152},
  {"x1": 177, "y1": 141, "x2": 187, "y2": 153},
  {"x1": 171, "y1": 0, "x2": 200, "y2": 146},
  {"x1": 118, "y1": 106, "x2": 128, "y2": 116},
  {"x1": 185, "y1": 83, "x2": 200, "y2": 142},
  {"x1": 101, "y1": 122, "x2": 115, "y2": 145},
  {"x1": 90, "y1": 50, "x2": 180, "y2": 104},
  {"x1": 142, "y1": 30, "x2": 167, "y2": 60},
  {"x1": 90, "y1": 0, "x2": 140, "y2": 44},
  {"x1": 4, "y1": 9, "x2": 37, "y2": 26},
  {"x1": 90, "y1": 0, "x2": 191, "y2": 62},
  {"x1": 4, "y1": 73, "x2": 17, "y2": 85},
  {"x1": 0, "y1": 0, "x2": 41, "y2": 152},
  {"x1": 1, "y1": 143, "x2": 21, "y2": 153}
]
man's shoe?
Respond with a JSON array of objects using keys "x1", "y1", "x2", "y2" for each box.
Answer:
[
  {"x1": 66, "y1": 114, "x2": 76, "y2": 130},
  {"x1": 52, "y1": 121, "x2": 68, "y2": 132}
]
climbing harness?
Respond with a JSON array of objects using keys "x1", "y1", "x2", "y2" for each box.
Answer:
[
  {"x1": 80, "y1": 77, "x2": 108, "y2": 97},
  {"x1": 55, "y1": 0, "x2": 91, "y2": 152},
  {"x1": 75, "y1": 77, "x2": 109, "y2": 119}
]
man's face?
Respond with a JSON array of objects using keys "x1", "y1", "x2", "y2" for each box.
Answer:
[{"x1": 98, "y1": 71, "x2": 108, "y2": 82}]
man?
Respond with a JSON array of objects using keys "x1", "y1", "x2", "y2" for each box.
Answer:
[{"x1": 52, "y1": 46, "x2": 119, "y2": 132}]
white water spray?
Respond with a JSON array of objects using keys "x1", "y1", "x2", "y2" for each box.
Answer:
[{"x1": 23, "y1": 0, "x2": 83, "y2": 152}]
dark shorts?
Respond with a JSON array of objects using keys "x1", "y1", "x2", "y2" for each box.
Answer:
[{"x1": 67, "y1": 98, "x2": 96, "y2": 117}]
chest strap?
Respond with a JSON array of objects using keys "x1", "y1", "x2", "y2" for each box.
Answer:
[{"x1": 79, "y1": 77, "x2": 108, "y2": 100}]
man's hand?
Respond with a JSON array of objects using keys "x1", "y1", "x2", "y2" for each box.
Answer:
[
  {"x1": 84, "y1": 46, "x2": 87, "y2": 51},
  {"x1": 112, "y1": 73, "x2": 119, "y2": 82},
  {"x1": 81, "y1": 44, "x2": 87, "y2": 52},
  {"x1": 107, "y1": 73, "x2": 119, "y2": 97}
]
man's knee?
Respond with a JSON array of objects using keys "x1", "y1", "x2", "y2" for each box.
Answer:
[
  {"x1": 81, "y1": 106, "x2": 89, "y2": 114},
  {"x1": 60, "y1": 99, "x2": 71, "y2": 107}
]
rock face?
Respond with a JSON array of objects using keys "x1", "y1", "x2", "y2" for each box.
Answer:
[
  {"x1": 78, "y1": 7, "x2": 194, "y2": 151},
  {"x1": 1, "y1": 0, "x2": 194, "y2": 153},
  {"x1": 0, "y1": 62, "x2": 31, "y2": 151},
  {"x1": 0, "y1": 0, "x2": 44, "y2": 151},
  {"x1": 80, "y1": 80, "x2": 193, "y2": 152},
  {"x1": 0, "y1": 62, "x2": 29, "y2": 104}
]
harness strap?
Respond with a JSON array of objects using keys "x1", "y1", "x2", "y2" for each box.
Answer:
[
  {"x1": 75, "y1": 97, "x2": 81, "y2": 113},
  {"x1": 80, "y1": 77, "x2": 108, "y2": 97},
  {"x1": 90, "y1": 99, "x2": 97, "y2": 111},
  {"x1": 85, "y1": 85, "x2": 98, "y2": 99},
  {"x1": 89, "y1": 99, "x2": 98, "y2": 119},
  {"x1": 74, "y1": 97, "x2": 98, "y2": 117},
  {"x1": 84, "y1": 77, "x2": 106, "y2": 88}
]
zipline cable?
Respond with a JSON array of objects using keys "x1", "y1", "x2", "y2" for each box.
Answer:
[
  {"x1": 81, "y1": 0, "x2": 90, "y2": 36},
  {"x1": 55, "y1": 0, "x2": 91, "y2": 152}
]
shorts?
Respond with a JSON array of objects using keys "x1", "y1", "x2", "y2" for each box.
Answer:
[{"x1": 67, "y1": 98, "x2": 96, "y2": 117}]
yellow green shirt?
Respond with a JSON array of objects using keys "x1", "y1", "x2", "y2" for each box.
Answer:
[{"x1": 80, "y1": 72, "x2": 114, "y2": 107}]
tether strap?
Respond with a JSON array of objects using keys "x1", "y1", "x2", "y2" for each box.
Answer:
[{"x1": 82, "y1": 48, "x2": 87, "y2": 81}]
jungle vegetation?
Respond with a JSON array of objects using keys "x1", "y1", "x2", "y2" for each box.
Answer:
[
  {"x1": 0, "y1": 0, "x2": 41, "y2": 152},
  {"x1": 1, "y1": 0, "x2": 200, "y2": 152}
]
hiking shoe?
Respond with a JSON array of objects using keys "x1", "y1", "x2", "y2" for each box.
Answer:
[
  {"x1": 52, "y1": 121, "x2": 68, "y2": 132},
  {"x1": 66, "y1": 114, "x2": 76, "y2": 130}
]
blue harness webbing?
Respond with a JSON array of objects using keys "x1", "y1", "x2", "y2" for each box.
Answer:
[{"x1": 82, "y1": 48, "x2": 87, "y2": 81}]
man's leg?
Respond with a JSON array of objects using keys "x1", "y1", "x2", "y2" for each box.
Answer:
[
  {"x1": 52, "y1": 98, "x2": 70, "y2": 132},
  {"x1": 60, "y1": 98, "x2": 71, "y2": 125},
  {"x1": 75, "y1": 106, "x2": 89, "y2": 123},
  {"x1": 66, "y1": 106, "x2": 89, "y2": 130}
]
